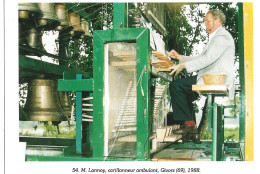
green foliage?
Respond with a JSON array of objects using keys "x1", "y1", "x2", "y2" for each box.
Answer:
[
  {"x1": 209, "y1": 3, "x2": 238, "y2": 55},
  {"x1": 166, "y1": 4, "x2": 207, "y2": 55},
  {"x1": 41, "y1": 122, "x2": 76, "y2": 138},
  {"x1": 19, "y1": 122, "x2": 76, "y2": 138},
  {"x1": 228, "y1": 96, "x2": 240, "y2": 116},
  {"x1": 202, "y1": 127, "x2": 239, "y2": 141},
  {"x1": 60, "y1": 3, "x2": 113, "y2": 75}
]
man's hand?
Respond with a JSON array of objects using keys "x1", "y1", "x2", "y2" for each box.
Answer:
[
  {"x1": 169, "y1": 63, "x2": 186, "y2": 78},
  {"x1": 168, "y1": 49, "x2": 183, "y2": 61}
]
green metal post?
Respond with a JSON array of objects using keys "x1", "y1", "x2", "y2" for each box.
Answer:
[
  {"x1": 93, "y1": 31, "x2": 105, "y2": 159},
  {"x1": 136, "y1": 29, "x2": 150, "y2": 161},
  {"x1": 238, "y1": 2, "x2": 245, "y2": 161},
  {"x1": 113, "y1": 3, "x2": 127, "y2": 29},
  {"x1": 217, "y1": 105, "x2": 224, "y2": 161},
  {"x1": 76, "y1": 74, "x2": 82, "y2": 154},
  {"x1": 212, "y1": 103, "x2": 218, "y2": 161},
  {"x1": 207, "y1": 94, "x2": 213, "y2": 130}
]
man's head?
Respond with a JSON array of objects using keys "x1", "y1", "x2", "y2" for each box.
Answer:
[{"x1": 204, "y1": 10, "x2": 226, "y2": 34}]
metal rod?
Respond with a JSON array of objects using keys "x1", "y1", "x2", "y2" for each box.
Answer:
[
  {"x1": 82, "y1": 119, "x2": 93, "y2": 122},
  {"x1": 82, "y1": 97, "x2": 93, "y2": 101},
  {"x1": 82, "y1": 108, "x2": 93, "y2": 111}
]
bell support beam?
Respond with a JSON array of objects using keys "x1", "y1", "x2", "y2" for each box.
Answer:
[
  {"x1": 19, "y1": 55, "x2": 90, "y2": 81},
  {"x1": 113, "y1": 3, "x2": 127, "y2": 29},
  {"x1": 58, "y1": 79, "x2": 93, "y2": 92},
  {"x1": 66, "y1": 3, "x2": 91, "y2": 20}
]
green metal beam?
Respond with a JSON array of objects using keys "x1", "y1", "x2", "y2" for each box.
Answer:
[
  {"x1": 19, "y1": 136, "x2": 75, "y2": 146},
  {"x1": 19, "y1": 55, "x2": 90, "y2": 80},
  {"x1": 113, "y1": 3, "x2": 127, "y2": 29},
  {"x1": 19, "y1": 45, "x2": 64, "y2": 61},
  {"x1": 58, "y1": 79, "x2": 94, "y2": 92},
  {"x1": 66, "y1": 3, "x2": 91, "y2": 20}
]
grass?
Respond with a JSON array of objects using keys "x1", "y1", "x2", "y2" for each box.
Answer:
[
  {"x1": 19, "y1": 121, "x2": 76, "y2": 138},
  {"x1": 202, "y1": 127, "x2": 239, "y2": 141}
]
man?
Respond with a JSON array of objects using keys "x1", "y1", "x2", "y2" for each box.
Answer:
[{"x1": 167, "y1": 10, "x2": 235, "y2": 132}]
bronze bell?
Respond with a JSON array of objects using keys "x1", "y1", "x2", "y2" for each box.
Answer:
[
  {"x1": 69, "y1": 11, "x2": 83, "y2": 36},
  {"x1": 80, "y1": 18, "x2": 92, "y2": 38},
  {"x1": 25, "y1": 28, "x2": 46, "y2": 54},
  {"x1": 24, "y1": 78, "x2": 68, "y2": 121},
  {"x1": 58, "y1": 92, "x2": 72, "y2": 117},
  {"x1": 19, "y1": 3, "x2": 42, "y2": 20},
  {"x1": 55, "y1": 3, "x2": 72, "y2": 31},
  {"x1": 37, "y1": 3, "x2": 60, "y2": 30}
]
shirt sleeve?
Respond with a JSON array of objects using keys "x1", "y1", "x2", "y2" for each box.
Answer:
[{"x1": 184, "y1": 34, "x2": 231, "y2": 73}]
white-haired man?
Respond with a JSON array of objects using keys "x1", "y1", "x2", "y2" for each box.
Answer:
[{"x1": 168, "y1": 10, "x2": 235, "y2": 140}]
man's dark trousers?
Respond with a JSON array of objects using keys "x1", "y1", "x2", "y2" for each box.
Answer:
[{"x1": 169, "y1": 75, "x2": 199, "y2": 121}]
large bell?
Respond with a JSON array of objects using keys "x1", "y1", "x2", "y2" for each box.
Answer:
[
  {"x1": 69, "y1": 11, "x2": 83, "y2": 36},
  {"x1": 55, "y1": 3, "x2": 72, "y2": 31},
  {"x1": 24, "y1": 78, "x2": 68, "y2": 121},
  {"x1": 19, "y1": 3, "x2": 42, "y2": 20},
  {"x1": 59, "y1": 92, "x2": 72, "y2": 117},
  {"x1": 25, "y1": 28, "x2": 46, "y2": 54},
  {"x1": 37, "y1": 3, "x2": 60, "y2": 30},
  {"x1": 80, "y1": 18, "x2": 92, "y2": 38}
]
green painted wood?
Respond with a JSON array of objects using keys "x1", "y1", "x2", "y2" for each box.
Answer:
[{"x1": 58, "y1": 79, "x2": 93, "y2": 91}]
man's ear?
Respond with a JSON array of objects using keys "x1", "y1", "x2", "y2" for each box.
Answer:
[{"x1": 215, "y1": 18, "x2": 222, "y2": 24}]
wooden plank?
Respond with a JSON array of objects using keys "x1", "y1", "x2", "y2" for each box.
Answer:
[
  {"x1": 117, "y1": 135, "x2": 136, "y2": 142},
  {"x1": 117, "y1": 134, "x2": 156, "y2": 142},
  {"x1": 110, "y1": 61, "x2": 136, "y2": 67},
  {"x1": 112, "y1": 127, "x2": 136, "y2": 132},
  {"x1": 155, "y1": 68, "x2": 171, "y2": 72},
  {"x1": 156, "y1": 128, "x2": 167, "y2": 142},
  {"x1": 164, "y1": 134, "x2": 182, "y2": 142},
  {"x1": 192, "y1": 85, "x2": 228, "y2": 95},
  {"x1": 112, "y1": 50, "x2": 136, "y2": 57}
]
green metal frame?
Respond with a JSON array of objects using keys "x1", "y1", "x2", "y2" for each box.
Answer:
[
  {"x1": 237, "y1": 2, "x2": 245, "y2": 161},
  {"x1": 93, "y1": 27, "x2": 150, "y2": 160},
  {"x1": 113, "y1": 3, "x2": 127, "y2": 29}
]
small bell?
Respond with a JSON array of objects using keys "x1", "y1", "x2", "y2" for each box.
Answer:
[
  {"x1": 59, "y1": 92, "x2": 72, "y2": 117},
  {"x1": 80, "y1": 18, "x2": 92, "y2": 38},
  {"x1": 19, "y1": 3, "x2": 42, "y2": 20},
  {"x1": 69, "y1": 11, "x2": 83, "y2": 36},
  {"x1": 25, "y1": 28, "x2": 46, "y2": 55},
  {"x1": 55, "y1": 3, "x2": 73, "y2": 31},
  {"x1": 37, "y1": 3, "x2": 60, "y2": 30}
]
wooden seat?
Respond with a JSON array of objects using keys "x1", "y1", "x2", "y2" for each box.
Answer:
[{"x1": 192, "y1": 84, "x2": 228, "y2": 161}]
